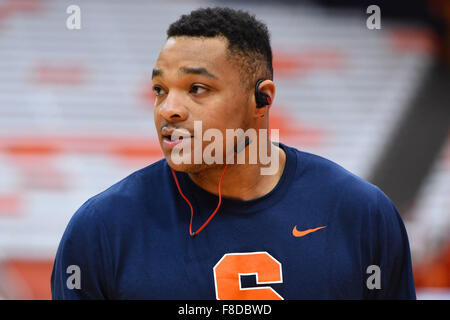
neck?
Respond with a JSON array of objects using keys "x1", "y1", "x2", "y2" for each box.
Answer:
[{"x1": 187, "y1": 142, "x2": 286, "y2": 201}]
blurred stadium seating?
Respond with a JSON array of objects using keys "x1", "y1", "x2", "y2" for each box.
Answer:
[{"x1": 0, "y1": 0, "x2": 448, "y2": 299}]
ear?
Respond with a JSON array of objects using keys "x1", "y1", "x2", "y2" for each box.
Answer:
[{"x1": 253, "y1": 79, "x2": 275, "y2": 118}]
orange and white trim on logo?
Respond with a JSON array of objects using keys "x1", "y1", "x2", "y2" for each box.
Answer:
[{"x1": 213, "y1": 251, "x2": 283, "y2": 300}]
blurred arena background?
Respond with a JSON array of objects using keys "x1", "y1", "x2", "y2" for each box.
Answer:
[{"x1": 0, "y1": 0, "x2": 449, "y2": 299}]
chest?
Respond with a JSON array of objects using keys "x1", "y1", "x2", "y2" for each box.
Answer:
[{"x1": 113, "y1": 212, "x2": 365, "y2": 299}]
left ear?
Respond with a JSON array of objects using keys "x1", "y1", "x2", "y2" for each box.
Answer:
[{"x1": 253, "y1": 79, "x2": 275, "y2": 118}]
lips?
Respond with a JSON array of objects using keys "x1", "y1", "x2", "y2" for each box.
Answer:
[
  {"x1": 162, "y1": 134, "x2": 192, "y2": 141},
  {"x1": 161, "y1": 127, "x2": 194, "y2": 149}
]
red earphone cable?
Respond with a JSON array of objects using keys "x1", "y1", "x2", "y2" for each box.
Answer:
[
  {"x1": 171, "y1": 164, "x2": 228, "y2": 237},
  {"x1": 171, "y1": 107, "x2": 266, "y2": 238},
  {"x1": 170, "y1": 167, "x2": 194, "y2": 235}
]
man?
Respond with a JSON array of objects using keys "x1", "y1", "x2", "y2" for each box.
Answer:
[{"x1": 51, "y1": 7, "x2": 416, "y2": 299}]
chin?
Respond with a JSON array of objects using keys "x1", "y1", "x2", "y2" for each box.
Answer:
[
  {"x1": 164, "y1": 156, "x2": 226, "y2": 175},
  {"x1": 163, "y1": 156, "x2": 202, "y2": 173}
]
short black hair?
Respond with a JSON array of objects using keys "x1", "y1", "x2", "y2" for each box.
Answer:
[{"x1": 167, "y1": 7, "x2": 273, "y2": 89}]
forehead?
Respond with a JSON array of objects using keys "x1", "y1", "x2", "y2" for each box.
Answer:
[{"x1": 154, "y1": 36, "x2": 232, "y2": 76}]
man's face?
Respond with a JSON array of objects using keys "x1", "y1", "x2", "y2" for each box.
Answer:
[{"x1": 152, "y1": 36, "x2": 253, "y2": 172}]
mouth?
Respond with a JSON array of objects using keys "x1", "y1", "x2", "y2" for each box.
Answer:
[
  {"x1": 161, "y1": 128, "x2": 194, "y2": 149},
  {"x1": 162, "y1": 134, "x2": 193, "y2": 142}
]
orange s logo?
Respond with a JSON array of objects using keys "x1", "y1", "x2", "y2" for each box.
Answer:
[{"x1": 213, "y1": 252, "x2": 283, "y2": 300}]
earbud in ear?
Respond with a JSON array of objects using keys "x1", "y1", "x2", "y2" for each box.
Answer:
[{"x1": 255, "y1": 79, "x2": 271, "y2": 108}]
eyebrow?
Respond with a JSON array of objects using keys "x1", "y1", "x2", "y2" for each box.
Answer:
[
  {"x1": 151, "y1": 67, "x2": 217, "y2": 80},
  {"x1": 152, "y1": 68, "x2": 163, "y2": 79},
  {"x1": 179, "y1": 67, "x2": 217, "y2": 79}
]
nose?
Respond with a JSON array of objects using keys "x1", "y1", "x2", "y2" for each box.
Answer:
[{"x1": 158, "y1": 90, "x2": 188, "y2": 123}]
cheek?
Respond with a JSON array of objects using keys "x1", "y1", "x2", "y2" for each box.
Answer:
[
  {"x1": 208, "y1": 95, "x2": 248, "y2": 128},
  {"x1": 199, "y1": 113, "x2": 240, "y2": 138},
  {"x1": 153, "y1": 107, "x2": 158, "y2": 124},
  {"x1": 153, "y1": 107, "x2": 162, "y2": 129}
]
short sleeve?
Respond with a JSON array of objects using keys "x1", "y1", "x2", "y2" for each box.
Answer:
[{"x1": 365, "y1": 189, "x2": 416, "y2": 299}]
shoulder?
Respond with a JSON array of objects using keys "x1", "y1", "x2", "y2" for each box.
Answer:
[
  {"x1": 284, "y1": 145, "x2": 395, "y2": 218},
  {"x1": 285, "y1": 146, "x2": 411, "y2": 245},
  {"x1": 298, "y1": 148, "x2": 405, "y2": 236},
  {"x1": 67, "y1": 158, "x2": 169, "y2": 229},
  {"x1": 291, "y1": 146, "x2": 380, "y2": 199}
]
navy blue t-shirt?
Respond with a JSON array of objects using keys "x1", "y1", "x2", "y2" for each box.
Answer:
[{"x1": 51, "y1": 143, "x2": 416, "y2": 299}]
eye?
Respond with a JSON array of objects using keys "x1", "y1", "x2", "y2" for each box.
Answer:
[
  {"x1": 189, "y1": 84, "x2": 208, "y2": 95},
  {"x1": 152, "y1": 85, "x2": 167, "y2": 96}
]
